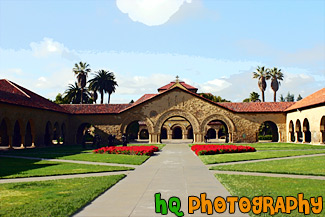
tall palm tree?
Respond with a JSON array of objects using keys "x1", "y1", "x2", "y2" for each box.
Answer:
[
  {"x1": 64, "y1": 82, "x2": 90, "y2": 104},
  {"x1": 253, "y1": 66, "x2": 270, "y2": 102},
  {"x1": 72, "y1": 62, "x2": 91, "y2": 104},
  {"x1": 269, "y1": 67, "x2": 284, "y2": 102},
  {"x1": 88, "y1": 70, "x2": 118, "y2": 104},
  {"x1": 107, "y1": 73, "x2": 118, "y2": 104}
]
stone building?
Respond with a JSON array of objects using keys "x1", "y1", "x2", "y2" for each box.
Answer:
[{"x1": 0, "y1": 78, "x2": 324, "y2": 148}]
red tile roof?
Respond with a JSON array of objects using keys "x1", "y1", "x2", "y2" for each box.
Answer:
[
  {"x1": 134, "y1": 94, "x2": 158, "y2": 105},
  {"x1": 0, "y1": 79, "x2": 68, "y2": 113},
  {"x1": 60, "y1": 104, "x2": 131, "y2": 114},
  {"x1": 285, "y1": 88, "x2": 325, "y2": 111},
  {"x1": 216, "y1": 102, "x2": 295, "y2": 113},
  {"x1": 158, "y1": 81, "x2": 198, "y2": 91}
]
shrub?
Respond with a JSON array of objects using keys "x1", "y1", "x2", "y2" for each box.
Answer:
[
  {"x1": 93, "y1": 146, "x2": 159, "y2": 156},
  {"x1": 191, "y1": 144, "x2": 256, "y2": 156}
]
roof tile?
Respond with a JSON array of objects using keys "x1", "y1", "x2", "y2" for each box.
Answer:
[{"x1": 285, "y1": 88, "x2": 325, "y2": 111}]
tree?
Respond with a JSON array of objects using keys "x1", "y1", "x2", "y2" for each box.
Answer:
[
  {"x1": 88, "y1": 70, "x2": 118, "y2": 104},
  {"x1": 253, "y1": 66, "x2": 270, "y2": 102},
  {"x1": 106, "y1": 72, "x2": 118, "y2": 104},
  {"x1": 297, "y1": 94, "x2": 303, "y2": 101},
  {"x1": 243, "y1": 92, "x2": 260, "y2": 102},
  {"x1": 199, "y1": 93, "x2": 230, "y2": 102},
  {"x1": 130, "y1": 99, "x2": 134, "y2": 103},
  {"x1": 285, "y1": 92, "x2": 295, "y2": 102},
  {"x1": 54, "y1": 93, "x2": 69, "y2": 104},
  {"x1": 279, "y1": 94, "x2": 285, "y2": 102},
  {"x1": 64, "y1": 82, "x2": 91, "y2": 104},
  {"x1": 269, "y1": 67, "x2": 284, "y2": 102},
  {"x1": 72, "y1": 62, "x2": 91, "y2": 104}
]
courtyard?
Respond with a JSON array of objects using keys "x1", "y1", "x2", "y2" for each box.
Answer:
[{"x1": 0, "y1": 142, "x2": 324, "y2": 216}]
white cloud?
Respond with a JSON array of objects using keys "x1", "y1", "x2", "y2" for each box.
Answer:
[
  {"x1": 199, "y1": 78, "x2": 232, "y2": 93},
  {"x1": 116, "y1": 0, "x2": 192, "y2": 26},
  {"x1": 29, "y1": 37, "x2": 80, "y2": 60}
]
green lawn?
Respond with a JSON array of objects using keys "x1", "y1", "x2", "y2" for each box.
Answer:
[
  {"x1": 215, "y1": 174, "x2": 325, "y2": 216},
  {"x1": 0, "y1": 175, "x2": 125, "y2": 217},
  {"x1": 211, "y1": 155, "x2": 325, "y2": 176},
  {"x1": 199, "y1": 149, "x2": 325, "y2": 164},
  {"x1": 0, "y1": 157, "x2": 133, "y2": 179},
  {"x1": 190, "y1": 142, "x2": 325, "y2": 150},
  {"x1": 0, "y1": 144, "x2": 164, "y2": 165}
]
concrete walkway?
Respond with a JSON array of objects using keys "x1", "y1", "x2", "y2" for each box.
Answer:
[
  {"x1": 0, "y1": 154, "x2": 138, "y2": 168},
  {"x1": 74, "y1": 144, "x2": 248, "y2": 217}
]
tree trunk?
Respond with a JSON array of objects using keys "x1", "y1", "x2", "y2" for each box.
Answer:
[
  {"x1": 274, "y1": 91, "x2": 276, "y2": 102},
  {"x1": 80, "y1": 88, "x2": 83, "y2": 104},
  {"x1": 100, "y1": 90, "x2": 104, "y2": 104},
  {"x1": 108, "y1": 93, "x2": 111, "y2": 104},
  {"x1": 261, "y1": 91, "x2": 265, "y2": 102}
]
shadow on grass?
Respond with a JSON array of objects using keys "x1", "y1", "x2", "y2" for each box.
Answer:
[{"x1": 0, "y1": 157, "x2": 60, "y2": 178}]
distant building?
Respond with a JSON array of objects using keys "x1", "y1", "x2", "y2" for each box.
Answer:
[{"x1": 0, "y1": 78, "x2": 324, "y2": 148}]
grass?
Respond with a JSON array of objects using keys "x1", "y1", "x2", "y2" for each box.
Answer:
[
  {"x1": 199, "y1": 149, "x2": 325, "y2": 164},
  {"x1": 0, "y1": 157, "x2": 133, "y2": 179},
  {"x1": 190, "y1": 142, "x2": 325, "y2": 150},
  {"x1": 0, "y1": 175, "x2": 125, "y2": 217},
  {"x1": 211, "y1": 155, "x2": 325, "y2": 176},
  {"x1": 0, "y1": 144, "x2": 165, "y2": 165},
  {"x1": 215, "y1": 174, "x2": 325, "y2": 216}
]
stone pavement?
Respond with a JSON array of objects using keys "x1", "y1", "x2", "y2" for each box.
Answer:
[{"x1": 74, "y1": 144, "x2": 248, "y2": 217}]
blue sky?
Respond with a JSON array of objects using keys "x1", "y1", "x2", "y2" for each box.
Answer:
[{"x1": 0, "y1": 0, "x2": 324, "y2": 103}]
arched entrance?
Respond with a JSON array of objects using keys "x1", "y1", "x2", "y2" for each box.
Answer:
[
  {"x1": 172, "y1": 126, "x2": 183, "y2": 139},
  {"x1": 126, "y1": 121, "x2": 140, "y2": 141},
  {"x1": 44, "y1": 121, "x2": 53, "y2": 146},
  {"x1": 76, "y1": 123, "x2": 93, "y2": 144},
  {"x1": 303, "y1": 118, "x2": 311, "y2": 143},
  {"x1": 289, "y1": 120, "x2": 295, "y2": 142},
  {"x1": 296, "y1": 120, "x2": 303, "y2": 142},
  {"x1": 25, "y1": 121, "x2": 33, "y2": 147},
  {"x1": 154, "y1": 110, "x2": 200, "y2": 143},
  {"x1": 187, "y1": 126, "x2": 193, "y2": 139},
  {"x1": 207, "y1": 128, "x2": 216, "y2": 139},
  {"x1": 61, "y1": 123, "x2": 66, "y2": 144},
  {"x1": 258, "y1": 121, "x2": 279, "y2": 142},
  {"x1": 53, "y1": 122, "x2": 60, "y2": 144},
  {"x1": 0, "y1": 119, "x2": 9, "y2": 147},
  {"x1": 13, "y1": 120, "x2": 22, "y2": 147},
  {"x1": 200, "y1": 114, "x2": 235, "y2": 143},
  {"x1": 139, "y1": 129, "x2": 149, "y2": 139},
  {"x1": 204, "y1": 120, "x2": 229, "y2": 143},
  {"x1": 161, "y1": 127, "x2": 167, "y2": 139},
  {"x1": 320, "y1": 116, "x2": 325, "y2": 144}
]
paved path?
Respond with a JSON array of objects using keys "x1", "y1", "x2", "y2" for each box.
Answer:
[
  {"x1": 74, "y1": 144, "x2": 248, "y2": 217},
  {"x1": 0, "y1": 171, "x2": 131, "y2": 184},
  {"x1": 0, "y1": 154, "x2": 138, "y2": 168},
  {"x1": 207, "y1": 153, "x2": 325, "y2": 167},
  {"x1": 211, "y1": 171, "x2": 325, "y2": 180}
]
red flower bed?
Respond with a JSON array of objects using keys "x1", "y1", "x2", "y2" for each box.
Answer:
[
  {"x1": 191, "y1": 144, "x2": 256, "y2": 156},
  {"x1": 93, "y1": 146, "x2": 159, "y2": 156}
]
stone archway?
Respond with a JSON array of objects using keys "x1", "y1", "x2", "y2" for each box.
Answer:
[
  {"x1": 120, "y1": 115, "x2": 154, "y2": 137},
  {"x1": 296, "y1": 120, "x2": 303, "y2": 142},
  {"x1": 289, "y1": 120, "x2": 295, "y2": 142},
  {"x1": 321, "y1": 116, "x2": 325, "y2": 144},
  {"x1": 200, "y1": 114, "x2": 236, "y2": 143},
  {"x1": 0, "y1": 118, "x2": 10, "y2": 147},
  {"x1": 303, "y1": 118, "x2": 311, "y2": 143},
  {"x1": 153, "y1": 109, "x2": 200, "y2": 143}
]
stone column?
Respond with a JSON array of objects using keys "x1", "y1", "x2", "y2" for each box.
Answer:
[
  {"x1": 278, "y1": 131, "x2": 282, "y2": 142},
  {"x1": 20, "y1": 135, "x2": 25, "y2": 148},
  {"x1": 295, "y1": 132, "x2": 299, "y2": 143},
  {"x1": 8, "y1": 133, "x2": 13, "y2": 149}
]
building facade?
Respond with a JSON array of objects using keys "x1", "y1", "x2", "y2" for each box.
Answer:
[{"x1": 0, "y1": 78, "x2": 324, "y2": 148}]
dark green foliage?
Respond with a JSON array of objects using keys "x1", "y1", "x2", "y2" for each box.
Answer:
[
  {"x1": 297, "y1": 94, "x2": 303, "y2": 101},
  {"x1": 199, "y1": 93, "x2": 230, "y2": 102},
  {"x1": 285, "y1": 92, "x2": 295, "y2": 102},
  {"x1": 53, "y1": 93, "x2": 70, "y2": 104}
]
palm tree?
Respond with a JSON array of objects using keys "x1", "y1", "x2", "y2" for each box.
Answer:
[
  {"x1": 64, "y1": 82, "x2": 90, "y2": 104},
  {"x1": 88, "y1": 70, "x2": 118, "y2": 104},
  {"x1": 107, "y1": 73, "x2": 118, "y2": 104},
  {"x1": 250, "y1": 92, "x2": 261, "y2": 102},
  {"x1": 72, "y1": 62, "x2": 91, "y2": 104},
  {"x1": 253, "y1": 66, "x2": 270, "y2": 102},
  {"x1": 269, "y1": 67, "x2": 284, "y2": 102}
]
